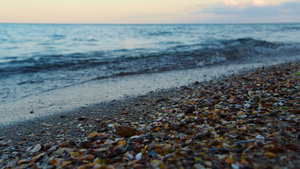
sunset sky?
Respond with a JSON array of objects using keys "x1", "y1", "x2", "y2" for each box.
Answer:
[{"x1": 0, "y1": 0, "x2": 299, "y2": 24}]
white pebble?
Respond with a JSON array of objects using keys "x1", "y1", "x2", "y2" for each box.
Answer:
[
  {"x1": 255, "y1": 134, "x2": 265, "y2": 140},
  {"x1": 135, "y1": 153, "x2": 142, "y2": 160},
  {"x1": 231, "y1": 164, "x2": 240, "y2": 169},
  {"x1": 108, "y1": 124, "x2": 114, "y2": 128}
]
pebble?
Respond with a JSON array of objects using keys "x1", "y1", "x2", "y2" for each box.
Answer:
[
  {"x1": 114, "y1": 147, "x2": 126, "y2": 155},
  {"x1": 149, "y1": 150, "x2": 157, "y2": 157},
  {"x1": 17, "y1": 159, "x2": 28, "y2": 165},
  {"x1": 252, "y1": 95, "x2": 260, "y2": 103},
  {"x1": 78, "y1": 141, "x2": 91, "y2": 149},
  {"x1": 203, "y1": 161, "x2": 212, "y2": 167},
  {"x1": 60, "y1": 141, "x2": 69, "y2": 147},
  {"x1": 41, "y1": 123, "x2": 47, "y2": 126},
  {"x1": 194, "y1": 164, "x2": 206, "y2": 169},
  {"x1": 77, "y1": 116, "x2": 87, "y2": 121},
  {"x1": 135, "y1": 153, "x2": 142, "y2": 160},
  {"x1": 80, "y1": 154, "x2": 94, "y2": 160},
  {"x1": 185, "y1": 106, "x2": 195, "y2": 114},
  {"x1": 30, "y1": 144, "x2": 42, "y2": 153},
  {"x1": 115, "y1": 126, "x2": 137, "y2": 136}
]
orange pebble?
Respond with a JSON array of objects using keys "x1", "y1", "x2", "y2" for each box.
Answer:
[
  {"x1": 225, "y1": 157, "x2": 234, "y2": 164},
  {"x1": 50, "y1": 158, "x2": 57, "y2": 165},
  {"x1": 265, "y1": 152, "x2": 276, "y2": 158},
  {"x1": 156, "y1": 148, "x2": 162, "y2": 154},
  {"x1": 208, "y1": 114, "x2": 215, "y2": 120}
]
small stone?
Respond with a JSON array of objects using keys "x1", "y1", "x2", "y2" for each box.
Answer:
[
  {"x1": 225, "y1": 157, "x2": 234, "y2": 164},
  {"x1": 47, "y1": 146, "x2": 58, "y2": 153},
  {"x1": 185, "y1": 106, "x2": 195, "y2": 114},
  {"x1": 60, "y1": 141, "x2": 70, "y2": 147},
  {"x1": 162, "y1": 145, "x2": 173, "y2": 154},
  {"x1": 133, "y1": 164, "x2": 143, "y2": 169},
  {"x1": 115, "y1": 126, "x2": 136, "y2": 136},
  {"x1": 78, "y1": 116, "x2": 87, "y2": 121},
  {"x1": 237, "y1": 115, "x2": 247, "y2": 118},
  {"x1": 256, "y1": 134, "x2": 265, "y2": 140},
  {"x1": 194, "y1": 164, "x2": 205, "y2": 169},
  {"x1": 265, "y1": 152, "x2": 276, "y2": 158},
  {"x1": 80, "y1": 154, "x2": 95, "y2": 160},
  {"x1": 176, "y1": 113, "x2": 185, "y2": 118},
  {"x1": 55, "y1": 148, "x2": 65, "y2": 155},
  {"x1": 41, "y1": 123, "x2": 47, "y2": 126},
  {"x1": 203, "y1": 161, "x2": 212, "y2": 167},
  {"x1": 255, "y1": 118, "x2": 265, "y2": 124},
  {"x1": 156, "y1": 148, "x2": 162, "y2": 154},
  {"x1": 252, "y1": 95, "x2": 260, "y2": 103},
  {"x1": 31, "y1": 144, "x2": 42, "y2": 153},
  {"x1": 112, "y1": 156, "x2": 123, "y2": 163},
  {"x1": 151, "y1": 159, "x2": 161, "y2": 168},
  {"x1": 263, "y1": 144, "x2": 275, "y2": 151},
  {"x1": 122, "y1": 112, "x2": 129, "y2": 115},
  {"x1": 79, "y1": 141, "x2": 91, "y2": 149},
  {"x1": 89, "y1": 131, "x2": 98, "y2": 138},
  {"x1": 30, "y1": 111, "x2": 34, "y2": 114},
  {"x1": 107, "y1": 123, "x2": 115, "y2": 128},
  {"x1": 220, "y1": 114, "x2": 227, "y2": 118},
  {"x1": 195, "y1": 132, "x2": 205, "y2": 139},
  {"x1": 135, "y1": 153, "x2": 142, "y2": 160},
  {"x1": 149, "y1": 150, "x2": 157, "y2": 157},
  {"x1": 209, "y1": 139, "x2": 221, "y2": 146},
  {"x1": 114, "y1": 147, "x2": 126, "y2": 155},
  {"x1": 231, "y1": 164, "x2": 240, "y2": 169},
  {"x1": 126, "y1": 153, "x2": 134, "y2": 159},
  {"x1": 222, "y1": 121, "x2": 228, "y2": 125},
  {"x1": 17, "y1": 159, "x2": 29, "y2": 165},
  {"x1": 32, "y1": 153, "x2": 45, "y2": 163},
  {"x1": 169, "y1": 124, "x2": 179, "y2": 130}
]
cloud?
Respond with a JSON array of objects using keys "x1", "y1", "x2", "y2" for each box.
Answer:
[
  {"x1": 193, "y1": 0, "x2": 300, "y2": 19},
  {"x1": 221, "y1": 0, "x2": 266, "y2": 7},
  {"x1": 222, "y1": 0, "x2": 239, "y2": 6},
  {"x1": 251, "y1": 0, "x2": 266, "y2": 7}
]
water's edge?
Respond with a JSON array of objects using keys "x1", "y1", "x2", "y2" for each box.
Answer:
[{"x1": 1, "y1": 56, "x2": 299, "y2": 125}]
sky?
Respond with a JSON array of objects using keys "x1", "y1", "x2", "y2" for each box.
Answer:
[{"x1": 0, "y1": 0, "x2": 299, "y2": 24}]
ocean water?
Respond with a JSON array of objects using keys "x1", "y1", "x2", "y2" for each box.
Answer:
[{"x1": 1, "y1": 23, "x2": 300, "y2": 124}]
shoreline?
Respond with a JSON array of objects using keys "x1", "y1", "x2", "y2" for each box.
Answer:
[
  {"x1": 2, "y1": 56, "x2": 298, "y2": 125},
  {"x1": 0, "y1": 61, "x2": 299, "y2": 168}
]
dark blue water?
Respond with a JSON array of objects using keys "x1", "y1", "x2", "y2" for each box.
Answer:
[
  {"x1": 1, "y1": 23, "x2": 300, "y2": 76},
  {"x1": 1, "y1": 23, "x2": 300, "y2": 124}
]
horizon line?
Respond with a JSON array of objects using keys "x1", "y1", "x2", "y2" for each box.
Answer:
[{"x1": 1, "y1": 21, "x2": 300, "y2": 25}]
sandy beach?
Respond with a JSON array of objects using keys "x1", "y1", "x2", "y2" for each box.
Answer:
[{"x1": 0, "y1": 61, "x2": 299, "y2": 168}]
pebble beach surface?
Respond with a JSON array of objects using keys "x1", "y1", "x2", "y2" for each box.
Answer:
[{"x1": 0, "y1": 62, "x2": 299, "y2": 169}]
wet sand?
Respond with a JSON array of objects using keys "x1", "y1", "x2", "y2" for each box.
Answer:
[{"x1": 0, "y1": 62, "x2": 299, "y2": 168}]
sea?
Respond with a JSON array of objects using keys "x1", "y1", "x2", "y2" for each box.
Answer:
[{"x1": 1, "y1": 23, "x2": 300, "y2": 124}]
